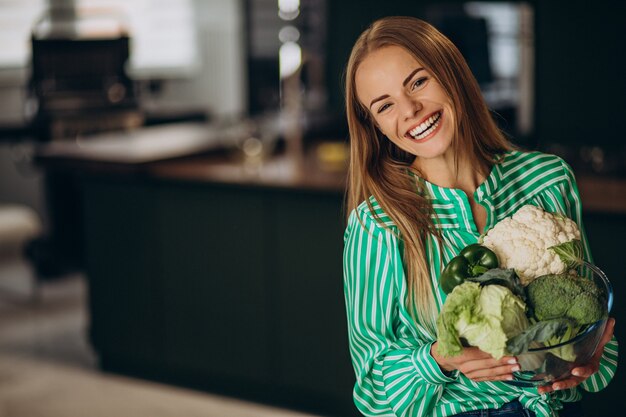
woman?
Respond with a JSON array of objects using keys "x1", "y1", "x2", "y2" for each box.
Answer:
[{"x1": 342, "y1": 16, "x2": 617, "y2": 417}]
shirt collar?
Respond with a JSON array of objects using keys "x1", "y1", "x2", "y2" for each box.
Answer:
[{"x1": 410, "y1": 159, "x2": 503, "y2": 231}]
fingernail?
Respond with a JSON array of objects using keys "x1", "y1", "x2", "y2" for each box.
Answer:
[
  {"x1": 511, "y1": 365, "x2": 520, "y2": 372},
  {"x1": 507, "y1": 359, "x2": 517, "y2": 364},
  {"x1": 572, "y1": 370, "x2": 581, "y2": 376}
]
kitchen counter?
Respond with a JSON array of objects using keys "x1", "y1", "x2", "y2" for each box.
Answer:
[
  {"x1": 35, "y1": 121, "x2": 348, "y2": 194},
  {"x1": 148, "y1": 152, "x2": 347, "y2": 194}
]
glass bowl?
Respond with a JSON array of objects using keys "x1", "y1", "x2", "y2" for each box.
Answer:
[{"x1": 508, "y1": 262, "x2": 614, "y2": 387}]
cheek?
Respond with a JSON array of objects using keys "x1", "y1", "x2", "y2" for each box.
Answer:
[{"x1": 375, "y1": 118, "x2": 397, "y2": 139}]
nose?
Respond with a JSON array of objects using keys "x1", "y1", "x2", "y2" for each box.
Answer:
[{"x1": 400, "y1": 94, "x2": 422, "y2": 120}]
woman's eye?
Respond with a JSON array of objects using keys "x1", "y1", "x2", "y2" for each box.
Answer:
[
  {"x1": 411, "y1": 77, "x2": 428, "y2": 90},
  {"x1": 377, "y1": 103, "x2": 391, "y2": 113}
]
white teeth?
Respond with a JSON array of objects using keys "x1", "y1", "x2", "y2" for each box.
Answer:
[
  {"x1": 412, "y1": 117, "x2": 441, "y2": 140},
  {"x1": 408, "y1": 112, "x2": 441, "y2": 138}
]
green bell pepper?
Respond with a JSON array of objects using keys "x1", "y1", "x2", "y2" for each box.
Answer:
[{"x1": 439, "y1": 244, "x2": 499, "y2": 294}]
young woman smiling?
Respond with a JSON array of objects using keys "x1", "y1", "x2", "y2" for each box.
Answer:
[{"x1": 342, "y1": 16, "x2": 617, "y2": 417}]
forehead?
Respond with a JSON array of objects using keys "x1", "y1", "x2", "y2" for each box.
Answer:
[{"x1": 355, "y1": 46, "x2": 424, "y2": 106}]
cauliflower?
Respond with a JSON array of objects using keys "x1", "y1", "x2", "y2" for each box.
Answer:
[{"x1": 481, "y1": 205, "x2": 581, "y2": 285}]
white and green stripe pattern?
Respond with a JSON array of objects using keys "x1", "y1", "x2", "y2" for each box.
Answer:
[{"x1": 343, "y1": 150, "x2": 618, "y2": 417}]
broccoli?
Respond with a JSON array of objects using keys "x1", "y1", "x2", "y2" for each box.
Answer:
[{"x1": 526, "y1": 274, "x2": 607, "y2": 326}]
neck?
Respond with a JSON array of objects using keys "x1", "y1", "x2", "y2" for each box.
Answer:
[{"x1": 412, "y1": 153, "x2": 486, "y2": 195}]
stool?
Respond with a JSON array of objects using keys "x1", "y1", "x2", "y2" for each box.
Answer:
[{"x1": 0, "y1": 204, "x2": 43, "y2": 302}]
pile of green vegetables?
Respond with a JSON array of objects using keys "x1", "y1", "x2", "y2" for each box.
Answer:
[{"x1": 435, "y1": 242, "x2": 609, "y2": 360}]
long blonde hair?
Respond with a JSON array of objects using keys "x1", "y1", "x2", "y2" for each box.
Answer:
[{"x1": 345, "y1": 16, "x2": 513, "y2": 330}]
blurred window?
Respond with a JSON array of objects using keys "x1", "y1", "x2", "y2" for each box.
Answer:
[
  {"x1": 464, "y1": 2, "x2": 534, "y2": 136},
  {"x1": 0, "y1": 0, "x2": 198, "y2": 78},
  {"x1": 426, "y1": 2, "x2": 534, "y2": 137},
  {"x1": 0, "y1": 0, "x2": 47, "y2": 69}
]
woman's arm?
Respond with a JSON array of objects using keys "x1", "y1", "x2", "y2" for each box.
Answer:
[
  {"x1": 343, "y1": 209, "x2": 457, "y2": 417},
  {"x1": 343, "y1": 208, "x2": 518, "y2": 416}
]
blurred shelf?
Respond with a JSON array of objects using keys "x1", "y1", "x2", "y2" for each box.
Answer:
[
  {"x1": 35, "y1": 122, "x2": 222, "y2": 164},
  {"x1": 148, "y1": 152, "x2": 346, "y2": 194},
  {"x1": 577, "y1": 175, "x2": 626, "y2": 214}
]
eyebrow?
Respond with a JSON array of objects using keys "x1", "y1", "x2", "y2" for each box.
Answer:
[{"x1": 368, "y1": 67, "x2": 425, "y2": 109}]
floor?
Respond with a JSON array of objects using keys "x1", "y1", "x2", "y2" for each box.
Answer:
[{"x1": 0, "y1": 259, "x2": 324, "y2": 417}]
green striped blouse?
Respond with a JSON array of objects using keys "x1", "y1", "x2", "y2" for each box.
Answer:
[{"x1": 343, "y1": 150, "x2": 618, "y2": 417}]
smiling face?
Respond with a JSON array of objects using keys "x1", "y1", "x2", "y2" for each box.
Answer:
[{"x1": 355, "y1": 45, "x2": 456, "y2": 162}]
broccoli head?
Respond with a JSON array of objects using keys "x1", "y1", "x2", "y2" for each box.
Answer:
[{"x1": 526, "y1": 274, "x2": 607, "y2": 325}]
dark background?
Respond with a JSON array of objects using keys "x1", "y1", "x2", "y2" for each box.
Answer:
[{"x1": 324, "y1": 0, "x2": 626, "y2": 151}]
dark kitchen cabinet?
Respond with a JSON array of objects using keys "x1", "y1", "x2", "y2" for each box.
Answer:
[
  {"x1": 272, "y1": 192, "x2": 355, "y2": 411},
  {"x1": 84, "y1": 180, "x2": 165, "y2": 371},
  {"x1": 157, "y1": 185, "x2": 272, "y2": 384},
  {"x1": 81, "y1": 174, "x2": 358, "y2": 417}
]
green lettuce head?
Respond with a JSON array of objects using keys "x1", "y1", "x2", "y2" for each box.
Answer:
[{"x1": 436, "y1": 282, "x2": 529, "y2": 359}]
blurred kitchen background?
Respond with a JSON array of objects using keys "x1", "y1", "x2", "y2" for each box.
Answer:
[{"x1": 0, "y1": 0, "x2": 624, "y2": 416}]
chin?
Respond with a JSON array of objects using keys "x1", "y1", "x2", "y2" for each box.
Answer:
[{"x1": 411, "y1": 139, "x2": 453, "y2": 160}]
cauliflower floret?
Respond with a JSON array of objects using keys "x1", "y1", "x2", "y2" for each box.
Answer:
[{"x1": 481, "y1": 205, "x2": 581, "y2": 285}]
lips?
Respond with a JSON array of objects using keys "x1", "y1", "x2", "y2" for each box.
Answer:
[{"x1": 406, "y1": 110, "x2": 443, "y2": 140}]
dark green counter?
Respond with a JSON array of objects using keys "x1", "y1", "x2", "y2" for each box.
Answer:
[{"x1": 76, "y1": 155, "x2": 357, "y2": 416}]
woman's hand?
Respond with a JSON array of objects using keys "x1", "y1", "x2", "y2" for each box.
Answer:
[
  {"x1": 431, "y1": 342, "x2": 519, "y2": 382},
  {"x1": 537, "y1": 317, "x2": 616, "y2": 394}
]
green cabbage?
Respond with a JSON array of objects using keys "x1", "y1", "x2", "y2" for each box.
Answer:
[{"x1": 436, "y1": 281, "x2": 529, "y2": 359}]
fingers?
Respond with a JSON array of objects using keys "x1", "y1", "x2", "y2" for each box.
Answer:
[
  {"x1": 537, "y1": 375, "x2": 586, "y2": 394},
  {"x1": 538, "y1": 320, "x2": 616, "y2": 395},
  {"x1": 437, "y1": 347, "x2": 521, "y2": 382},
  {"x1": 458, "y1": 356, "x2": 519, "y2": 382},
  {"x1": 571, "y1": 365, "x2": 598, "y2": 379},
  {"x1": 542, "y1": 346, "x2": 605, "y2": 394},
  {"x1": 567, "y1": 317, "x2": 615, "y2": 381},
  {"x1": 466, "y1": 363, "x2": 519, "y2": 381},
  {"x1": 437, "y1": 347, "x2": 498, "y2": 371},
  {"x1": 537, "y1": 385, "x2": 552, "y2": 394}
]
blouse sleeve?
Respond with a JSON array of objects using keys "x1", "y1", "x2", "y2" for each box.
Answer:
[
  {"x1": 559, "y1": 160, "x2": 619, "y2": 393},
  {"x1": 343, "y1": 209, "x2": 457, "y2": 417}
]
